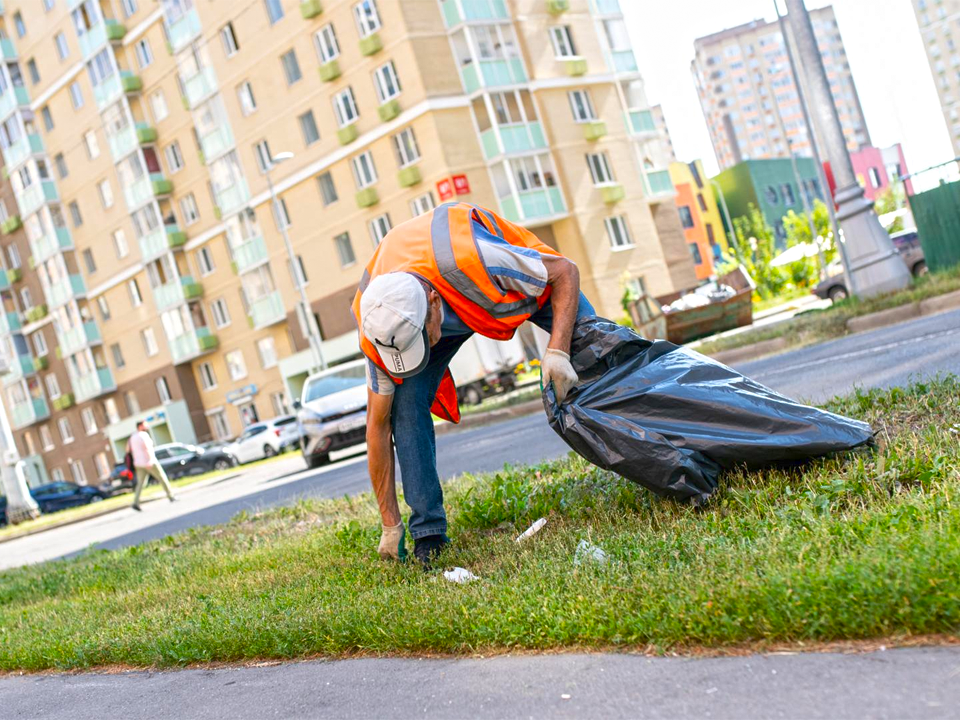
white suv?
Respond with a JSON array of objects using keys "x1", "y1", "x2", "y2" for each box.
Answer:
[{"x1": 226, "y1": 416, "x2": 299, "y2": 464}]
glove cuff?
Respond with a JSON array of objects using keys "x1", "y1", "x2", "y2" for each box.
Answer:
[{"x1": 544, "y1": 348, "x2": 570, "y2": 361}]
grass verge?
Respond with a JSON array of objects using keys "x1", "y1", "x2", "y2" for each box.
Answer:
[
  {"x1": 1, "y1": 378, "x2": 958, "y2": 671},
  {"x1": 698, "y1": 265, "x2": 960, "y2": 356}
]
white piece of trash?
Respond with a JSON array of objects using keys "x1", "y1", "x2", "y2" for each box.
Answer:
[
  {"x1": 516, "y1": 518, "x2": 547, "y2": 543},
  {"x1": 443, "y1": 567, "x2": 479, "y2": 584},
  {"x1": 574, "y1": 540, "x2": 609, "y2": 566}
]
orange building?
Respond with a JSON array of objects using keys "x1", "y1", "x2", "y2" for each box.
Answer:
[{"x1": 669, "y1": 160, "x2": 728, "y2": 281}]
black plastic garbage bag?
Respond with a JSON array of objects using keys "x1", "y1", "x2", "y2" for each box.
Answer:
[{"x1": 544, "y1": 317, "x2": 874, "y2": 504}]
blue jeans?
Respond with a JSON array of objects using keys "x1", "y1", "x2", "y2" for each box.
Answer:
[{"x1": 391, "y1": 294, "x2": 595, "y2": 539}]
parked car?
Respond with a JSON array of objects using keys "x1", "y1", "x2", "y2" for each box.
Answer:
[
  {"x1": 30, "y1": 481, "x2": 107, "y2": 514},
  {"x1": 223, "y1": 418, "x2": 291, "y2": 465},
  {"x1": 271, "y1": 414, "x2": 303, "y2": 451},
  {"x1": 98, "y1": 463, "x2": 137, "y2": 497},
  {"x1": 813, "y1": 229, "x2": 927, "y2": 302},
  {"x1": 0, "y1": 496, "x2": 7, "y2": 526},
  {"x1": 297, "y1": 360, "x2": 368, "y2": 469},
  {"x1": 154, "y1": 442, "x2": 237, "y2": 479}
]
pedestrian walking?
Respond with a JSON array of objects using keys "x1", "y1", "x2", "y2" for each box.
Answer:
[{"x1": 127, "y1": 421, "x2": 176, "y2": 511}]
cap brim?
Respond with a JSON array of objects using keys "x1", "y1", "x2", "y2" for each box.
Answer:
[{"x1": 375, "y1": 326, "x2": 430, "y2": 379}]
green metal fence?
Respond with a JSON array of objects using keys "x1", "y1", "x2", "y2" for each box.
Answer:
[{"x1": 909, "y1": 180, "x2": 960, "y2": 272}]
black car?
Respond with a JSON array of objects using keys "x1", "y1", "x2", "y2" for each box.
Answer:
[
  {"x1": 30, "y1": 481, "x2": 107, "y2": 514},
  {"x1": 154, "y1": 442, "x2": 237, "y2": 480}
]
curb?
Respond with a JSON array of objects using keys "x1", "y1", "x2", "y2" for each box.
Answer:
[
  {"x1": 846, "y1": 302, "x2": 921, "y2": 334},
  {"x1": 709, "y1": 337, "x2": 789, "y2": 366},
  {"x1": 435, "y1": 398, "x2": 544, "y2": 436}
]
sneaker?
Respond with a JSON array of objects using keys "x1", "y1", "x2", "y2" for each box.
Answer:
[
  {"x1": 413, "y1": 534, "x2": 449, "y2": 568},
  {"x1": 132, "y1": 504, "x2": 142, "y2": 512},
  {"x1": 169, "y1": 497, "x2": 177, "y2": 503}
]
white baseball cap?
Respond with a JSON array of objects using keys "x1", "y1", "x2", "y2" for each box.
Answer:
[{"x1": 360, "y1": 273, "x2": 430, "y2": 378}]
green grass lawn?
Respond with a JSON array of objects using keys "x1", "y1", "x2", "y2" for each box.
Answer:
[{"x1": 1, "y1": 378, "x2": 958, "y2": 671}]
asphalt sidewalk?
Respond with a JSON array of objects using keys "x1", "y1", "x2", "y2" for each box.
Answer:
[{"x1": 3, "y1": 646, "x2": 957, "y2": 719}]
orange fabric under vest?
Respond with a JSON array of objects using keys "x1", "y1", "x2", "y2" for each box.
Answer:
[{"x1": 352, "y1": 202, "x2": 561, "y2": 423}]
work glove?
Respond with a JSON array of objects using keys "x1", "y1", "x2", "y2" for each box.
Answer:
[
  {"x1": 541, "y1": 348, "x2": 578, "y2": 403},
  {"x1": 378, "y1": 521, "x2": 407, "y2": 561}
]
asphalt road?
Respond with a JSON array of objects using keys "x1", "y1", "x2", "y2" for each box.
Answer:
[{"x1": 3, "y1": 647, "x2": 958, "y2": 719}]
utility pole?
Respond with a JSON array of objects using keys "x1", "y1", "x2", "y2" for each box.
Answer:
[{"x1": 784, "y1": 0, "x2": 910, "y2": 297}]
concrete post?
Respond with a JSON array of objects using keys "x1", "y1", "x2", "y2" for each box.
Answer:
[
  {"x1": 784, "y1": 0, "x2": 911, "y2": 297},
  {"x1": 0, "y1": 407, "x2": 39, "y2": 524}
]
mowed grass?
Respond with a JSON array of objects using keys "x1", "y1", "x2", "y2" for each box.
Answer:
[{"x1": 1, "y1": 378, "x2": 959, "y2": 671}]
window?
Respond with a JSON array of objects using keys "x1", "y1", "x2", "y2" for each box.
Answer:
[
  {"x1": 150, "y1": 90, "x2": 168, "y2": 122},
  {"x1": 55, "y1": 32, "x2": 70, "y2": 61},
  {"x1": 209, "y1": 409, "x2": 231, "y2": 440},
  {"x1": 605, "y1": 216, "x2": 634, "y2": 249},
  {"x1": 586, "y1": 153, "x2": 615, "y2": 185},
  {"x1": 689, "y1": 243, "x2": 703, "y2": 265},
  {"x1": 868, "y1": 167, "x2": 881, "y2": 189},
  {"x1": 70, "y1": 461, "x2": 87, "y2": 486},
  {"x1": 111, "y1": 343, "x2": 125, "y2": 368},
  {"x1": 281, "y1": 49, "x2": 302, "y2": 85},
  {"x1": 121, "y1": 0, "x2": 138, "y2": 17},
  {"x1": 299, "y1": 111, "x2": 320, "y2": 146},
  {"x1": 112, "y1": 229, "x2": 129, "y2": 259},
  {"x1": 124, "y1": 390, "x2": 140, "y2": 415},
  {"x1": 197, "y1": 247, "x2": 215, "y2": 276},
  {"x1": 40, "y1": 425, "x2": 55, "y2": 451},
  {"x1": 94, "y1": 453, "x2": 111, "y2": 480},
  {"x1": 272, "y1": 197, "x2": 291, "y2": 229},
  {"x1": 58, "y1": 417, "x2": 74, "y2": 444},
  {"x1": 41, "y1": 106, "x2": 54, "y2": 131},
  {"x1": 81, "y1": 408, "x2": 98, "y2": 435},
  {"x1": 352, "y1": 151, "x2": 377, "y2": 188},
  {"x1": 392, "y1": 127, "x2": 420, "y2": 167},
  {"x1": 44, "y1": 0, "x2": 56, "y2": 12},
  {"x1": 27, "y1": 59, "x2": 40, "y2": 85},
  {"x1": 13, "y1": 11, "x2": 26, "y2": 37},
  {"x1": 237, "y1": 82, "x2": 257, "y2": 115},
  {"x1": 33, "y1": 332, "x2": 48, "y2": 357},
  {"x1": 104, "y1": 398, "x2": 120, "y2": 424},
  {"x1": 314, "y1": 24, "x2": 340, "y2": 63},
  {"x1": 135, "y1": 38, "x2": 153, "y2": 69},
  {"x1": 165, "y1": 141, "x2": 185, "y2": 173},
  {"x1": 353, "y1": 0, "x2": 382, "y2": 38},
  {"x1": 84, "y1": 130, "x2": 100, "y2": 159},
  {"x1": 697, "y1": 194, "x2": 708, "y2": 212},
  {"x1": 780, "y1": 183, "x2": 795, "y2": 205},
  {"x1": 706, "y1": 223, "x2": 716, "y2": 246},
  {"x1": 156, "y1": 377, "x2": 172, "y2": 404},
  {"x1": 271, "y1": 392, "x2": 289, "y2": 416},
  {"x1": 763, "y1": 185, "x2": 779, "y2": 204},
  {"x1": 257, "y1": 337, "x2": 278, "y2": 368},
  {"x1": 97, "y1": 179, "x2": 114, "y2": 208},
  {"x1": 211, "y1": 297, "x2": 231, "y2": 328},
  {"x1": 180, "y1": 194, "x2": 200, "y2": 225},
  {"x1": 335, "y1": 232, "x2": 356, "y2": 268},
  {"x1": 254, "y1": 139, "x2": 273, "y2": 173},
  {"x1": 550, "y1": 26, "x2": 578, "y2": 58},
  {"x1": 373, "y1": 61, "x2": 401, "y2": 103},
  {"x1": 264, "y1": 0, "x2": 284, "y2": 24},
  {"x1": 369, "y1": 213, "x2": 391, "y2": 247},
  {"x1": 82, "y1": 248, "x2": 97, "y2": 274},
  {"x1": 54, "y1": 153, "x2": 68, "y2": 178},
  {"x1": 226, "y1": 350, "x2": 247, "y2": 381},
  {"x1": 69, "y1": 201, "x2": 83, "y2": 227},
  {"x1": 410, "y1": 192, "x2": 435, "y2": 217},
  {"x1": 199, "y1": 362, "x2": 217, "y2": 390},
  {"x1": 68, "y1": 81, "x2": 84, "y2": 109},
  {"x1": 7, "y1": 244, "x2": 20, "y2": 269},
  {"x1": 141, "y1": 327, "x2": 159, "y2": 356},
  {"x1": 51, "y1": 468, "x2": 65, "y2": 482},
  {"x1": 221, "y1": 23, "x2": 239, "y2": 57},
  {"x1": 128, "y1": 279, "x2": 142, "y2": 306},
  {"x1": 333, "y1": 87, "x2": 359, "y2": 127},
  {"x1": 98, "y1": 295, "x2": 111, "y2": 321},
  {"x1": 20, "y1": 287, "x2": 32, "y2": 310},
  {"x1": 678, "y1": 206, "x2": 695, "y2": 229},
  {"x1": 568, "y1": 90, "x2": 596, "y2": 122},
  {"x1": 45, "y1": 373, "x2": 60, "y2": 399},
  {"x1": 317, "y1": 170, "x2": 339, "y2": 207}
]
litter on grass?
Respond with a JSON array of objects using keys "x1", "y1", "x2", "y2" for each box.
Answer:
[
  {"x1": 443, "y1": 567, "x2": 479, "y2": 584},
  {"x1": 574, "y1": 540, "x2": 609, "y2": 566},
  {"x1": 516, "y1": 518, "x2": 547, "y2": 543}
]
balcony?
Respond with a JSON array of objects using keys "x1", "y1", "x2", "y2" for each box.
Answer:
[
  {"x1": 337, "y1": 123, "x2": 359, "y2": 146},
  {"x1": 6, "y1": 267, "x2": 21, "y2": 283},
  {"x1": 24, "y1": 304, "x2": 48, "y2": 324},
  {"x1": 440, "y1": 0, "x2": 509, "y2": 27},
  {"x1": 600, "y1": 183, "x2": 625, "y2": 204},
  {"x1": 78, "y1": 19, "x2": 126, "y2": 57},
  {"x1": 355, "y1": 187, "x2": 379, "y2": 208},
  {"x1": 461, "y1": 58, "x2": 527, "y2": 93},
  {"x1": 546, "y1": 0, "x2": 569, "y2": 15},
  {"x1": 107, "y1": 122, "x2": 156, "y2": 160},
  {"x1": 582, "y1": 120, "x2": 607, "y2": 141},
  {"x1": 151, "y1": 172, "x2": 172, "y2": 196},
  {"x1": 318, "y1": 60, "x2": 341, "y2": 82},
  {"x1": 183, "y1": 65, "x2": 218, "y2": 109},
  {"x1": 52, "y1": 392, "x2": 75, "y2": 411},
  {"x1": 93, "y1": 70, "x2": 140, "y2": 109},
  {"x1": 154, "y1": 275, "x2": 203, "y2": 312},
  {"x1": 300, "y1": 0, "x2": 323, "y2": 18},
  {"x1": 168, "y1": 7, "x2": 202, "y2": 54},
  {"x1": 480, "y1": 121, "x2": 547, "y2": 159},
  {"x1": 10, "y1": 397, "x2": 49, "y2": 430},
  {"x1": 628, "y1": 109, "x2": 656, "y2": 135},
  {"x1": 215, "y1": 178, "x2": 250, "y2": 217},
  {"x1": 591, "y1": 0, "x2": 621, "y2": 14},
  {"x1": 359, "y1": 32, "x2": 383, "y2": 57},
  {"x1": 232, "y1": 235, "x2": 268, "y2": 274},
  {"x1": 18, "y1": 180, "x2": 58, "y2": 219},
  {"x1": 0, "y1": 86, "x2": 30, "y2": 121},
  {"x1": 249, "y1": 290, "x2": 285, "y2": 329},
  {"x1": 73, "y1": 366, "x2": 116, "y2": 403},
  {"x1": 378, "y1": 98, "x2": 401, "y2": 122},
  {"x1": 3, "y1": 132, "x2": 43, "y2": 174},
  {"x1": 397, "y1": 165, "x2": 422, "y2": 188},
  {"x1": 564, "y1": 58, "x2": 587, "y2": 76},
  {"x1": 139, "y1": 223, "x2": 187, "y2": 261},
  {"x1": 645, "y1": 169, "x2": 674, "y2": 197},
  {"x1": 30, "y1": 226, "x2": 73, "y2": 265},
  {"x1": 0, "y1": 37, "x2": 17, "y2": 60},
  {"x1": 170, "y1": 326, "x2": 218, "y2": 364},
  {"x1": 124, "y1": 172, "x2": 171, "y2": 209},
  {"x1": 499, "y1": 186, "x2": 566, "y2": 224},
  {"x1": 0, "y1": 272, "x2": 8, "y2": 291},
  {"x1": 3, "y1": 354, "x2": 36, "y2": 386},
  {"x1": 46, "y1": 273, "x2": 86, "y2": 308},
  {"x1": 198, "y1": 124, "x2": 234, "y2": 163},
  {"x1": 0, "y1": 214, "x2": 21, "y2": 235},
  {"x1": 0, "y1": 310, "x2": 21, "y2": 335},
  {"x1": 611, "y1": 50, "x2": 638, "y2": 74},
  {"x1": 58, "y1": 320, "x2": 102, "y2": 358},
  {"x1": 33, "y1": 355, "x2": 48, "y2": 371}
]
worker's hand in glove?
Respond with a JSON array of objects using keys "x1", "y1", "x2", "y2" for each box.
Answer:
[
  {"x1": 378, "y1": 521, "x2": 407, "y2": 561},
  {"x1": 541, "y1": 348, "x2": 578, "y2": 403}
]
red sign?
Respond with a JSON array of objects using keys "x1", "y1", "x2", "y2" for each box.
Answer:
[
  {"x1": 437, "y1": 178, "x2": 454, "y2": 202},
  {"x1": 452, "y1": 174, "x2": 471, "y2": 196}
]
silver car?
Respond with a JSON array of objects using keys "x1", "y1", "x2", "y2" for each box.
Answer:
[{"x1": 296, "y1": 360, "x2": 368, "y2": 469}]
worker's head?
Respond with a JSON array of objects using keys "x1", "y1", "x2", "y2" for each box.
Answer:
[
  {"x1": 360, "y1": 272, "x2": 442, "y2": 378},
  {"x1": 136, "y1": 420, "x2": 147, "y2": 431}
]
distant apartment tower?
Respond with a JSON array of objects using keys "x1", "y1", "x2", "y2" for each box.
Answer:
[
  {"x1": 691, "y1": 6, "x2": 870, "y2": 171},
  {"x1": 650, "y1": 105, "x2": 677, "y2": 163},
  {"x1": 910, "y1": 0, "x2": 960, "y2": 156}
]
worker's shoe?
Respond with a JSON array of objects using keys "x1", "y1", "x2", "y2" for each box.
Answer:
[{"x1": 413, "y1": 534, "x2": 449, "y2": 568}]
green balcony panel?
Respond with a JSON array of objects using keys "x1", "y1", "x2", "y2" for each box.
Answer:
[
  {"x1": 0, "y1": 273, "x2": 8, "y2": 291},
  {"x1": 73, "y1": 366, "x2": 115, "y2": 403},
  {"x1": 359, "y1": 32, "x2": 383, "y2": 56},
  {"x1": 105, "y1": 19, "x2": 127, "y2": 41},
  {"x1": 546, "y1": 0, "x2": 569, "y2": 14},
  {"x1": 646, "y1": 169, "x2": 674, "y2": 196},
  {"x1": 318, "y1": 59, "x2": 341, "y2": 82},
  {"x1": 1, "y1": 310, "x2": 22, "y2": 334},
  {"x1": 300, "y1": 0, "x2": 322, "y2": 18},
  {"x1": 121, "y1": 72, "x2": 142, "y2": 93},
  {"x1": 600, "y1": 184, "x2": 625, "y2": 204},
  {"x1": 6, "y1": 267, "x2": 22, "y2": 283},
  {"x1": 3, "y1": 132, "x2": 44, "y2": 174},
  {"x1": 337, "y1": 123, "x2": 359, "y2": 145},
  {"x1": 25, "y1": 304, "x2": 48, "y2": 323},
  {"x1": 355, "y1": 187, "x2": 379, "y2": 208},
  {"x1": 135, "y1": 122, "x2": 157, "y2": 143},
  {"x1": 0, "y1": 37, "x2": 17, "y2": 61},
  {"x1": 397, "y1": 165, "x2": 422, "y2": 188},
  {"x1": 197, "y1": 329, "x2": 218, "y2": 351},
  {"x1": 11, "y1": 398, "x2": 49, "y2": 429},
  {"x1": 440, "y1": 0, "x2": 509, "y2": 27},
  {"x1": 565, "y1": 58, "x2": 587, "y2": 76},
  {"x1": 183, "y1": 281, "x2": 203, "y2": 300},
  {"x1": 53, "y1": 393, "x2": 75, "y2": 411},
  {"x1": 233, "y1": 235, "x2": 268, "y2": 274},
  {"x1": 378, "y1": 98, "x2": 401, "y2": 122},
  {"x1": 199, "y1": 124, "x2": 234, "y2": 161},
  {"x1": 183, "y1": 65, "x2": 217, "y2": 109},
  {"x1": 167, "y1": 228, "x2": 187, "y2": 248},
  {"x1": 1, "y1": 215, "x2": 22, "y2": 235},
  {"x1": 168, "y1": 7, "x2": 202, "y2": 54},
  {"x1": 151, "y1": 175, "x2": 173, "y2": 196},
  {"x1": 628, "y1": 109, "x2": 655, "y2": 134},
  {"x1": 582, "y1": 120, "x2": 607, "y2": 141},
  {"x1": 0, "y1": 86, "x2": 30, "y2": 120},
  {"x1": 249, "y1": 291, "x2": 285, "y2": 329},
  {"x1": 33, "y1": 355, "x2": 48, "y2": 372}
]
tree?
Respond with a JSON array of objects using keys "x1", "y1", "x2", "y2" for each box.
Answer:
[
  {"x1": 781, "y1": 199, "x2": 838, "y2": 287},
  {"x1": 728, "y1": 204, "x2": 788, "y2": 300}
]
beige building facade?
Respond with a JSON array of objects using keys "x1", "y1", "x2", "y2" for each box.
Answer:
[{"x1": 911, "y1": 0, "x2": 960, "y2": 156}]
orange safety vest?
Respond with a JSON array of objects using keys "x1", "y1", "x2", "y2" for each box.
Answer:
[{"x1": 352, "y1": 202, "x2": 561, "y2": 424}]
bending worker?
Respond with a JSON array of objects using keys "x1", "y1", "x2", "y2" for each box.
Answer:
[{"x1": 353, "y1": 201, "x2": 594, "y2": 566}]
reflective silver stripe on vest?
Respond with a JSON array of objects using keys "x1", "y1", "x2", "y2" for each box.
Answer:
[
  {"x1": 476, "y1": 207, "x2": 503, "y2": 239},
  {"x1": 358, "y1": 269, "x2": 371, "y2": 293}
]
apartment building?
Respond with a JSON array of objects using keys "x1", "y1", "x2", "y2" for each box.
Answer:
[
  {"x1": 691, "y1": 6, "x2": 869, "y2": 172},
  {"x1": 910, "y1": 0, "x2": 960, "y2": 156},
  {"x1": 0, "y1": 0, "x2": 693, "y2": 487}
]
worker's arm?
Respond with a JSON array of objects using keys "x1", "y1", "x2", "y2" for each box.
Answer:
[
  {"x1": 542, "y1": 255, "x2": 581, "y2": 353},
  {"x1": 365, "y1": 389, "x2": 401, "y2": 527}
]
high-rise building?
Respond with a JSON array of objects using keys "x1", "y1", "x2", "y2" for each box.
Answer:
[
  {"x1": 691, "y1": 6, "x2": 869, "y2": 171},
  {"x1": 909, "y1": 0, "x2": 960, "y2": 156},
  {"x1": 650, "y1": 104, "x2": 676, "y2": 163},
  {"x1": 0, "y1": 0, "x2": 693, "y2": 486}
]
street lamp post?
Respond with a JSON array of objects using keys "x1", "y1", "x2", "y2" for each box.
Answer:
[
  {"x1": 784, "y1": 0, "x2": 910, "y2": 298},
  {"x1": 710, "y1": 178, "x2": 735, "y2": 243},
  {"x1": 264, "y1": 152, "x2": 327, "y2": 373}
]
